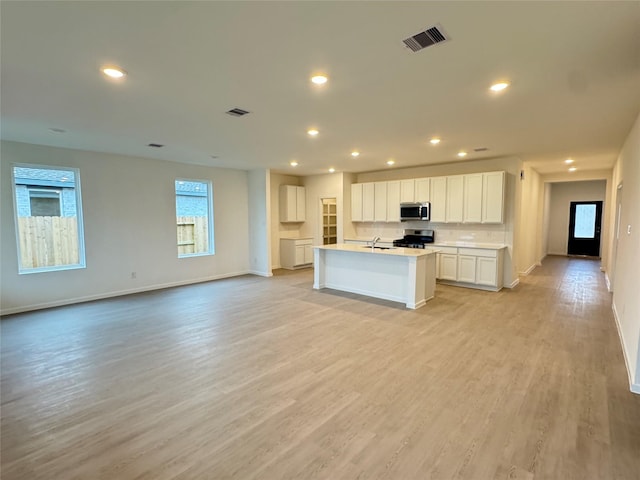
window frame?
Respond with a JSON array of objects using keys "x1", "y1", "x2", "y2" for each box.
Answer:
[
  {"x1": 175, "y1": 178, "x2": 215, "y2": 258},
  {"x1": 11, "y1": 163, "x2": 87, "y2": 274}
]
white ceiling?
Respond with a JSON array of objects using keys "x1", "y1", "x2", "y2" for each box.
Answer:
[{"x1": 2, "y1": 1, "x2": 639, "y2": 176}]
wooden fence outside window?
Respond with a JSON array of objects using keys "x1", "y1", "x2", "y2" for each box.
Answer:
[
  {"x1": 16, "y1": 215, "x2": 210, "y2": 268},
  {"x1": 17, "y1": 216, "x2": 79, "y2": 269},
  {"x1": 177, "y1": 216, "x2": 209, "y2": 255}
]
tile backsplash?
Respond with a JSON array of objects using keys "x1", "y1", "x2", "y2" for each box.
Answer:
[{"x1": 353, "y1": 222, "x2": 507, "y2": 244}]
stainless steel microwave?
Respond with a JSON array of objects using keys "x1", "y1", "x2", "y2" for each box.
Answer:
[{"x1": 400, "y1": 202, "x2": 430, "y2": 221}]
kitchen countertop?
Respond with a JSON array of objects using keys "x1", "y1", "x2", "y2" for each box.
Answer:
[
  {"x1": 344, "y1": 237, "x2": 397, "y2": 244},
  {"x1": 315, "y1": 243, "x2": 437, "y2": 257}
]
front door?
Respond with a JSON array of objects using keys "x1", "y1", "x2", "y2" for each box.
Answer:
[{"x1": 567, "y1": 201, "x2": 602, "y2": 257}]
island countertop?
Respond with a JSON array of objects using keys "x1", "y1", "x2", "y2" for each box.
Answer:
[
  {"x1": 313, "y1": 244, "x2": 437, "y2": 309},
  {"x1": 314, "y1": 243, "x2": 438, "y2": 257}
]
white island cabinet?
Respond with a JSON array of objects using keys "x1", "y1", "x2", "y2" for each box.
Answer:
[{"x1": 313, "y1": 244, "x2": 437, "y2": 309}]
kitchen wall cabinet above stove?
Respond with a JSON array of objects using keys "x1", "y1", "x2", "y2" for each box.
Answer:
[
  {"x1": 280, "y1": 185, "x2": 305, "y2": 223},
  {"x1": 350, "y1": 171, "x2": 505, "y2": 224}
]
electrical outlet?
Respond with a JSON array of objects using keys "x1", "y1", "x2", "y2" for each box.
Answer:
[
  {"x1": 131, "y1": 271, "x2": 137, "y2": 279},
  {"x1": 627, "y1": 225, "x2": 632, "y2": 235}
]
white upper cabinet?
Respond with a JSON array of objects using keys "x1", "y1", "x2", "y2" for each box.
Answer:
[
  {"x1": 414, "y1": 178, "x2": 431, "y2": 202},
  {"x1": 482, "y1": 171, "x2": 505, "y2": 223},
  {"x1": 296, "y1": 186, "x2": 306, "y2": 221},
  {"x1": 279, "y1": 185, "x2": 305, "y2": 222},
  {"x1": 350, "y1": 170, "x2": 505, "y2": 225},
  {"x1": 386, "y1": 180, "x2": 401, "y2": 222},
  {"x1": 351, "y1": 183, "x2": 363, "y2": 222},
  {"x1": 400, "y1": 179, "x2": 415, "y2": 203},
  {"x1": 430, "y1": 176, "x2": 447, "y2": 223},
  {"x1": 445, "y1": 175, "x2": 464, "y2": 223},
  {"x1": 374, "y1": 182, "x2": 387, "y2": 222},
  {"x1": 362, "y1": 183, "x2": 375, "y2": 222},
  {"x1": 463, "y1": 173, "x2": 483, "y2": 223}
]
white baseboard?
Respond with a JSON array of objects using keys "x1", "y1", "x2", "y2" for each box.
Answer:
[
  {"x1": 611, "y1": 302, "x2": 640, "y2": 395},
  {"x1": 250, "y1": 269, "x2": 273, "y2": 278},
  {"x1": 506, "y1": 278, "x2": 520, "y2": 289},
  {"x1": 0, "y1": 270, "x2": 253, "y2": 316},
  {"x1": 519, "y1": 263, "x2": 537, "y2": 276}
]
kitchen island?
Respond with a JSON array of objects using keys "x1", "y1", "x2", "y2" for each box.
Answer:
[{"x1": 313, "y1": 244, "x2": 437, "y2": 309}]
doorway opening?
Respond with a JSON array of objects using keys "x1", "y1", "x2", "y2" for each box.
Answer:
[
  {"x1": 321, "y1": 198, "x2": 337, "y2": 245},
  {"x1": 567, "y1": 201, "x2": 603, "y2": 257}
]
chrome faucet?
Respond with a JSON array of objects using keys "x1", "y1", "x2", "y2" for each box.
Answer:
[{"x1": 371, "y1": 235, "x2": 381, "y2": 249}]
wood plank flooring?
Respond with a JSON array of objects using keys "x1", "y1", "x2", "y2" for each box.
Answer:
[{"x1": 1, "y1": 256, "x2": 639, "y2": 479}]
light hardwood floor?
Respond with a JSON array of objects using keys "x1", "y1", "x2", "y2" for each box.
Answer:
[{"x1": 1, "y1": 256, "x2": 639, "y2": 479}]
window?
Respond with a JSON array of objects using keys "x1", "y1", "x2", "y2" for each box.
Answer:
[
  {"x1": 175, "y1": 179, "x2": 214, "y2": 257},
  {"x1": 12, "y1": 164, "x2": 86, "y2": 273},
  {"x1": 29, "y1": 188, "x2": 62, "y2": 216}
]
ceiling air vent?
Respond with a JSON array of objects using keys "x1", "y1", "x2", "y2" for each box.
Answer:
[
  {"x1": 403, "y1": 25, "x2": 449, "y2": 52},
  {"x1": 474, "y1": 147, "x2": 489, "y2": 152},
  {"x1": 226, "y1": 107, "x2": 250, "y2": 117},
  {"x1": 148, "y1": 143, "x2": 164, "y2": 148}
]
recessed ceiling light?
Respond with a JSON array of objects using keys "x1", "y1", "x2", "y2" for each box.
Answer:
[
  {"x1": 328, "y1": 168, "x2": 335, "y2": 173},
  {"x1": 351, "y1": 151, "x2": 360, "y2": 157},
  {"x1": 430, "y1": 138, "x2": 441, "y2": 145},
  {"x1": 569, "y1": 167, "x2": 577, "y2": 172},
  {"x1": 307, "y1": 129, "x2": 319, "y2": 136},
  {"x1": 290, "y1": 161, "x2": 298, "y2": 167},
  {"x1": 457, "y1": 151, "x2": 467, "y2": 157},
  {"x1": 386, "y1": 160, "x2": 395, "y2": 166},
  {"x1": 564, "y1": 158, "x2": 574, "y2": 164},
  {"x1": 101, "y1": 65, "x2": 127, "y2": 79},
  {"x1": 311, "y1": 74, "x2": 328, "y2": 85},
  {"x1": 490, "y1": 82, "x2": 509, "y2": 92}
]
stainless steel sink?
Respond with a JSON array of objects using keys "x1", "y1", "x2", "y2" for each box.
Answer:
[{"x1": 360, "y1": 246, "x2": 395, "y2": 250}]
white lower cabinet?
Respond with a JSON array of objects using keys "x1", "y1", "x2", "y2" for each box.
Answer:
[
  {"x1": 436, "y1": 247, "x2": 458, "y2": 281},
  {"x1": 457, "y1": 255, "x2": 477, "y2": 283},
  {"x1": 476, "y1": 256, "x2": 498, "y2": 286},
  {"x1": 435, "y1": 246, "x2": 504, "y2": 290},
  {"x1": 281, "y1": 238, "x2": 313, "y2": 270}
]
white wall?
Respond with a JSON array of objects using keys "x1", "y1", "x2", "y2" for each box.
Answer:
[
  {"x1": 515, "y1": 165, "x2": 544, "y2": 275},
  {"x1": 248, "y1": 169, "x2": 271, "y2": 276},
  {"x1": 609, "y1": 111, "x2": 640, "y2": 393},
  {"x1": 546, "y1": 180, "x2": 606, "y2": 256},
  {"x1": 1, "y1": 141, "x2": 251, "y2": 315},
  {"x1": 269, "y1": 173, "x2": 302, "y2": 269}
]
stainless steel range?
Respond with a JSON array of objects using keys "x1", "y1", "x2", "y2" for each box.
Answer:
[{"x1": 393, "y1": 229, "x2": 435, "y2": 249}]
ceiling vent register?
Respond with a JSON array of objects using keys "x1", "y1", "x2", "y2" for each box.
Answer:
[
  {"x1": 403, "y1": 25, "x2": 449, "y2": 52},
  {"x1": 226, "y1": 108, "x2": 250, "y2": 117}
]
